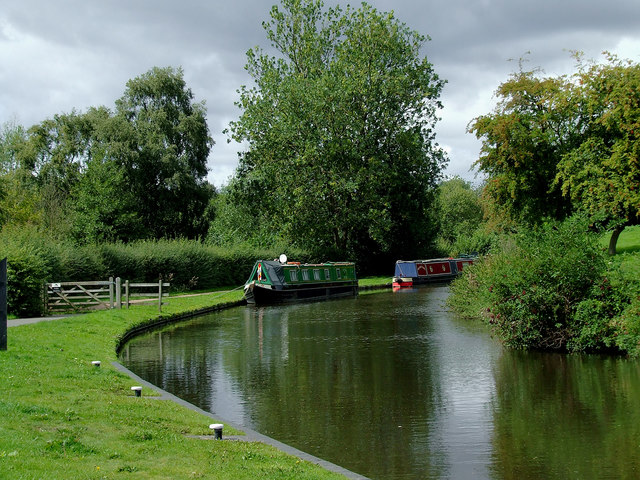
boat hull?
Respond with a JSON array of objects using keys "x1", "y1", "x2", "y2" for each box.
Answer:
[{"x1": 244, "y1": 281, "x2": 358, "y2": 305}]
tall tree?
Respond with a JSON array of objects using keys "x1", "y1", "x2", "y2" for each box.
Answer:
[
  {"x1": 7, "y1": 111, "x2": 94, "y2": 237},
  {"x1": 0, "y1": 121, "x2": 41, "y2": 228},
  {"x1": 228, "y1": 0, "x2": 447, "y2": 262},
  {"x1": 113, "y1": 66, "x2": 214, "y2": 239},
  {"x1": 8, "y1": 67, "x2": 215, "y2": 242},
  {"x1": 436, "y1": 177, "x2": 483, "y2": 245},
  {"x1": 469, "y1": 65, "x2": 578, "y2": 225}
]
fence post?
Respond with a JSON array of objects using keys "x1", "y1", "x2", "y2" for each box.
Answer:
[
  {"x1": 109, "y1": 276, "x2": 114, "y2": 309},
  {"x1": 116, "y1": 277, "x2": 122, "y2": 309},
  {"x1": 1, "y1": 257, "x2": 7, "y2": 351},
  {"x1": 42, "y1": 282, "x2": 48, "y2": 316},
  {"x1": 125, "y1": 280, "x2": 130, "y2": 309},
  {"x1": 158, "y1": 277, "x2": 163, "y2": 313}
]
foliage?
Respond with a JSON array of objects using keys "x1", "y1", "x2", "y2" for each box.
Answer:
[
  {"x1": 228, "y1": 0, "x2": 447, "y2": 263},
  {"x1": 469, "y1": 63, "x2": 576, "y2": 224},
  {"x1": 470, "y1": 54, "x2": 640, "y2": 255},
  {"x1": 434, "y1": 177, "x2": 484, "y2": 254},
  {"x1": 95, "y1": 239, "x2": 303, "y2": 291},
  {"x1": 111, "y1": 66, "x2": 214, "y2": 239},
  {"x1": 449, "y1": 216, "x2": 630, "y2": 353},
  {"x1": 206, "y1": 188, "x2": 287, "y2": 249},
  {"x1": 70, "y1": 145, "x2": 144, "y2": 243},
  {"x1": 556, "y1": 55, "x2": 640, "y2": 253},
  {"x1": 0, "y1": 225, "x2": 60, "y2": 316},
  {"x1": 4, "y1": 67, "x2": 215, "y2": 244},
  {"x1": 0, "y1": 121, "x2": 43, "y2": 228},
  {"x1": 0, "y1": 224, "x2": 313, "y2": 314},
  {"x1": 444, "y1": 225, "x2": 502, "y2": 258},
  {"x1": 0, "y1": 119, "x2": 26, "y2": 175}
]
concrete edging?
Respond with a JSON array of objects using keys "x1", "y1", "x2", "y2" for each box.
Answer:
[{"x1": 111, "y1": 361, "x2": 370, "y2": 480}]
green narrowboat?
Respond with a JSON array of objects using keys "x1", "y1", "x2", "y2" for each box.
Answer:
[{"x1": 244, "y1": 257, "x2": 358, "y2": 305}]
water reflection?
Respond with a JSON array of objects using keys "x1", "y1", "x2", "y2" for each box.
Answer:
[
  {"x1": 490, "y1": 351, "x2": 640, "y2": 479},
  {"x1": 120, "y1": 286, "x2": 640, "y2": 480}
]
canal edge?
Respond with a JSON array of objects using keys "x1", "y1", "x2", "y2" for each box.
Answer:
[{"x1": 111, "y1": 361, "x2": 371, "y2": 480}]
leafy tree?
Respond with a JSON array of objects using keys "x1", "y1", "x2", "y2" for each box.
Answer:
[
  {"x1": 0, "y1": 119, "x2": 27, "y2": 174},
  {"x1": 112, "y1": 66, "x2": 214, "y2": 239},
  {"x1": 469, "y1": 65, "x2": 577, "y2": 225},
  {"x1": 471, "y1": 54, "x2": 640, "y2": 255},
  {"x1": 228, "y1": 0, "x2": 447, "y2": 262},
  {"x1": 0, "y1": 120, "x2": 45, "y2": 229},
  {"x1": 436, "y1": 177, "x2": 483, "y2": 246},
  {"x1": 7, "y1": 67, "x2": 215, "y2": 243},
  {"x1": 7, "y1": 112, "x2": 96, "y2": 237},
  {"x1": 556, "y1": 55, "x2": 640, "y2": 255}
]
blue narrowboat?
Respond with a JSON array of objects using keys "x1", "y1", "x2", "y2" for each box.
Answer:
[
  {"x1": 244, "y1": 256, "x2": 358, "y2": 305},
  {"x1": 392, "y1": 257, "x2": 475, "y2": 288}
]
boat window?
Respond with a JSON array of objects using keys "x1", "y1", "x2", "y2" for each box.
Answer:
[
  {"x1": 313, "y1": 269, "x2": 321, "y2": 280},
  {"x1": 325, "y1": 269, "x2": 331, "y2": 280},
  {"x1": 302, "y1": 270, "x2": 310, "y2": 281},
  {"x1": 336, "y1": 269, "x2": 341, "y2": 279},
  {"x1": 289, "y1": 270, "x2": 298, "y2": 282}
]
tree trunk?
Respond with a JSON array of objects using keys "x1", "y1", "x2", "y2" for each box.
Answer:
[{"x1": 608, "y1": 225, "x2": 625, "y2": 256}]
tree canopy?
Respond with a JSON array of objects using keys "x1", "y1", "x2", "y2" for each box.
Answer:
[
  {"x1": 556, "y1": 55, "x2": 640, "y2": 254},
  {"x1": 470, "y1": 54, "x2": 640, "y2": 254},
  {"x1": 436, "y1": 177, "x2": 483, "y2": 245},
  {"x1": 468, "y1": 65, "x2": 577, "y2": 225},
  {"x1": 1, "y1": 67, "x2": 215, "y2": 243},
  {"x1": 228, "y1": 0, "x2": 447, "y2": 262}
]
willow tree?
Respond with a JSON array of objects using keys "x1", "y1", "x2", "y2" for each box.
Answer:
[{"x1": 228, "y1": 0, "x2": 447, "y2": 262}]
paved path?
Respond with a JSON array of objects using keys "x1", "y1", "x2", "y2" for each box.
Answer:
[{"x1": 8, "y1": 315, "x2": 76, "y2": 327}]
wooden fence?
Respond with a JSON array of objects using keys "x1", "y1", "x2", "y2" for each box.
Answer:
[{"x1": 44, "y1": 277, "x2": 170, "y2": 314}]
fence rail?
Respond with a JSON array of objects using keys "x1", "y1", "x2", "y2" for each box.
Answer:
[
  {"x1": 124, "y1": 280, "x2": 170, "y2": 310},
  {"x1": 44, "y1": 277, "x2": 170, "y2": 314}
]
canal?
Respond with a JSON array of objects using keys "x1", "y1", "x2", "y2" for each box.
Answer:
[{"x1": 120, "y1": 285, "x2": 640, "y2": 479}]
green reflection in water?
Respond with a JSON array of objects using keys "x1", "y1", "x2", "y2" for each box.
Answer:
[{"x1": 490, "y1": 350, "x2": 640, "y2": 480}]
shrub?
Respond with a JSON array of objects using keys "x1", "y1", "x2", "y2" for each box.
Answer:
[
  {"x1": 0, "y1": 226, "x2": 58, "y2": 317},
  {"x1": 449, "y1": 216, "x2": 627, "y2": 353},
  {"x1": 0, "y1": 226, "x2": 313, "y2": 314}
]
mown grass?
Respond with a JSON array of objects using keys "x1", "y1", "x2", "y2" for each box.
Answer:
[
  {"x1": 602, "y1": 225, "x2": 640, "y2": 281},
  {"x1": 357, "y1": 276, "x2": 391, "y2": 289},
  {"x1": 0, "y1": 289, "x2": 352, "y2": 480}
]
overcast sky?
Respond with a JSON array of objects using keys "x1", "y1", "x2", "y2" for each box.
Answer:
[{"x1": 1, "y1": 0, "x2": 639, "y2": 187}]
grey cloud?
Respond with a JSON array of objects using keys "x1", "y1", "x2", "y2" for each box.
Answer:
[{"x1": 1, "y1": 0, "x2": 639, "y2": 186}]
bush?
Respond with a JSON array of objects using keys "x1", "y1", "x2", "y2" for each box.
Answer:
[
  {"x1": 449, "y1": 216, "x2": 629, "y2": 353},
  {"x1": 0, "y1": 225, "x2": 314, "y2": 314},
  {"x1": 95, "y1": 240, "x2": 311, "y2": 291},
  {"x1": 0, "y1": 226, "x2": 58, "y2": 317}
]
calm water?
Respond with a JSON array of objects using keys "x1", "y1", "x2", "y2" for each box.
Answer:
[{"x1": 120, "y1": 286, "x2": 640, "y2": 479}]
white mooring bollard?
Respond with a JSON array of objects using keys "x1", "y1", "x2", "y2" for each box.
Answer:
[
  {"x1": 131, "y1": 386, "x2": 142, "y2": 397},
  {"x1": 209, "y1": 423, "x2": 224, "y2": 440},
  {"x1": 91, "y1": 361, "x2": 101, "y2": 367}
]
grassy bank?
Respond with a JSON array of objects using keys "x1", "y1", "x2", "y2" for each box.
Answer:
[{"x1": 0, "y1": 288, "x2": 355, "y2": 479}]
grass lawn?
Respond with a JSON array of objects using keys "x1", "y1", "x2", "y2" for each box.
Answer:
[
  {"x1": 602, "y1": 225, "x2": 640, "y2": 280},
  {"x1": 0, "y1": 289, "x2": 353, "y2": 480}
]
